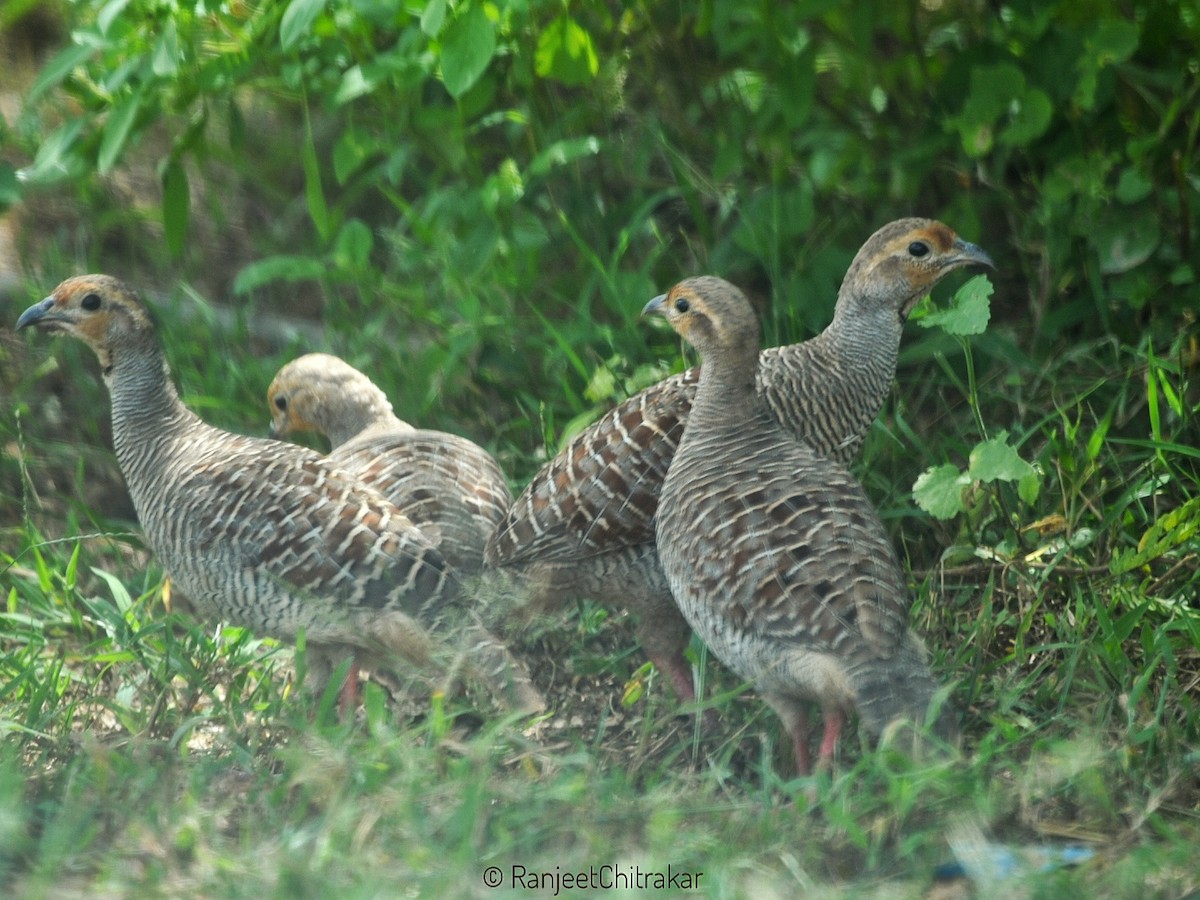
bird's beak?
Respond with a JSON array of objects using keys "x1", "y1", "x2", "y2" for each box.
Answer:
[
  {"x1": 15, "y1": 296, "x2": 59, "y2": 330},
  {"x1": 951, "y1": 239, "x2": 995, "y2": 271},
  {"x1": 642, "y1": 293, "x2": 668, "y2": 318}
]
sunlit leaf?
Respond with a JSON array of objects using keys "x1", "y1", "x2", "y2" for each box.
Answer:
[
  {"x1": 967, "y1": 433, "x2": 1037, "y2": 483},
  {"x1": 916, "y1": 275, "x2": 993, "y2": 336},
  {"x1": 535, "y1": 15, "x2": 600, "y2": 86},
  {"x1": 280, "y1": 0, "x2": 327, "y2": 52},
  {"x1": 440, "y1": 3, "x2": 495, "y2": 99},
  {"x1": 913, "y1": 464, "x2": 968, "y2": 519}
]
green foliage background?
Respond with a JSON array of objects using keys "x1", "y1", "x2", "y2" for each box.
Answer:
[{"x1": 1, "y1": 0, "x2": 1199, "y2": 894}]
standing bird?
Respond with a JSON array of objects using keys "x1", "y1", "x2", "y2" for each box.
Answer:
[
  {"x1": 486, "y1": 219, "x2": 992, "y2": 705},
  {"x1": 266, "y1": 352, "x2": 512, "y2": 576},
  {"x1": 16, "y1": 276, "x2": 540, "y2": 714},
  {"x1": 646, "y1": 276, "x2": 957, "y2": 773}
]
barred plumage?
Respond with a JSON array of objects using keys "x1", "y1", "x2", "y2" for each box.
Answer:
[
  {"x1": 647, "y1": 276, "x2": 958, "y2": 773},
  {"x1": 487, "y1": 219, "x2": 992, "y2": 704},
  {"x1": 266, "y1": 352, "x2": 512, "y2": 576},
  {"x1": 16, "y1": 276, "x2": 540, "y2": 713}
]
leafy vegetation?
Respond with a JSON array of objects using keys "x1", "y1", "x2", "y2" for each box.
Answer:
[{"x1": 1, "y1": 0, "x2": 1198, "y2": 895}]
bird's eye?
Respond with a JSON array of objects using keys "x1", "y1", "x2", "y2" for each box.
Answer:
[
  {"x1": 908, "y1": 241, "x2": 930, "y2": 258},
  {"x1": 674, "y1": 297, "x2": 690, "y2": 313},
  {"x1": 274, "y1": 395, "x2": 288, "y2": 412},
  {"x1": 81, "y1": 293, "x2": 101, "y2": 311}
]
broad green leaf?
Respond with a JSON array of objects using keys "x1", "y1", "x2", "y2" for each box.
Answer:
[
  {"x1": 1091, "y1": 207, "x2": 1160, "y2": 274},
  {"x1": 334, "y1": 65, "x2": 374, "y2": 106},
  {"x1": 440, "y1": 3, "x2": 496, "y2": 99},
  {"x1": 161, "y1": 159, "x2": 190, "y2": 259},
  {"x1": 97, "y1": 0, "x2": 132, "y2": 36},
  {"x1": 333, "y1": 219, "x2": 373, "y2": 271},
  {"x1": 916, "y1": 275, "x2": 993, "y2": 335},
  {"x1": 332, "y1": 129, "x2": 373, "y2": 184},
  {"x1": 913, "y1": 464, "x2": 968, "y2": 519},
  {"x1": 1088, "y1": 19, "x2": 1140, "y2": 66},
  {"x1": 967, "y1": 433, "x2": 1037, "y2": 483},
  {"x1": 1000, "y1": 88, "x2": 1051, "y2": 146},
  {"x1": 535, "y1": 15, "x2": 600, "y2": 86},
  {"x1": 234, "y1": 255, "x2": 328, "y2": 294},
  {"x1": 1018, "y1": 471, "x2": 1041, "y2": 505},
  {"x1": 421, "y1": 0, "x2": 448, "y2": 37},
  {"x1": 28, "y1": 42, "x2": 99, "y2": 103},
  {"x1": 151, "y1": 18, "x2": 180, "y2": 76},
  {"x1": 98, "y1": 88, "x2": 143, "y2": 174},
  {"x1": 280, "y1": 0, "x2": 327, "y2": 52}
]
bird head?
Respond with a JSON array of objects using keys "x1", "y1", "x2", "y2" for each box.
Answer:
[
  {"x1": 841, "y1": 218, "x2": 995, "y2": 323},
  {"x1": 266, "y1": 353, "x2": 343, "y2": 438},
  {"x1": 642, "y1": 275, "x2": 759, "y2": 362},
  {"x1": 16, "y1": 275, "x2": 154, "y2": 374}
]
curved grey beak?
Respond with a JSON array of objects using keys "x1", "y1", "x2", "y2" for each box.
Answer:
[
  {"x1": 951, "y1": 239, "x2": 995, "y2": 270},
  {"x1": 16, "y1": 296, "x2": 58, "y2": 330},
  {"x1": 642, "y1": 293, "x2": 668, "y2": 318}
]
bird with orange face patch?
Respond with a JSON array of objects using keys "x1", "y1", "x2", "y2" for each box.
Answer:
[
  {"x1": 16, "y1": 276, "x2": 542, "y2": 715},
  {"x1": 646, "y1": 276, "x2": 959, "y2": 773},
  {"x1": 487, "y1": 219, "x2": 992, "y2": 711}
]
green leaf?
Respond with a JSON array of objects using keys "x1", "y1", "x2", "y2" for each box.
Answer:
[
  {"x1": 913, "y1": 464, "x2": 968, "y2": 519},
  {"x1": 161, "y1": 159, "x2": 190, "y2": 259},
  {"x1": 19, "y1": 120, "x2": 86, "y2": 186},
  {"x1": 528, "y1": 137, "x2": 601, "y2": 177},
  {"x1": 967, "y1": 433, "x2": 1037, "y2": 483},
  {"x1": 92, "y1": 567, "x2": 133, "y2": 614},
  {"x1": 234, "y1": 256, "x2": 328, "y2": 294},
  {"x1": 333, "y1": 219, "x2": 373, "y2": 271},
  {"x1": 0, "y1": 162, "x2": 19, "y2": 206},
  {"x1": 1000, "y1": 88, "x2": 1051, "y2": 146},
  {"x1": 151, "y1": 17, "x2": 180, "y2": 77},
  {"x1": 1018, "y1": 472, "x2": 1041, "y2": 505},
  {"x1": 440, "y1": 3, "x2": 496, "y2": 99},
  {"x1": 302, "y1": 127, "x2": 330, "y2": 242},
  {"x1": 421, "y1": 0, "x2": 448, "y2": 37},
  {"x1": 535, "y1": 15, "x2": 600, "y2": 86},
  {"x1": 280, "y1": 0, "x2": 327, "y2": 52},
  {"x1": 1090, "y1": 206, "x2": 1160, "y2": 274},
  {"x1": 332, "y1": 129, "x2": 373, "y2": 184},
  {"x1": 29, "y1": 42, "x2": 101, "y2": 102},
  {"x1": 98, "y1": 88, "x2": 143, "y2": 174},
  {"x1": 916, "y1": 274, "x2": 993, "y2": 336}
]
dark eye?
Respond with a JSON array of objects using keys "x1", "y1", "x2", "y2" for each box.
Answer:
[
  {"x1": 81, "y1": 292, "x2": 101, "y2": 311},
  {"x1": 908, "y1": 241, "x2": 930, "y2": 258},
  {"x1": 274, "y1": 395, "x2": 288, "y2": 412},
  {"x1": 674, "y1": 297, "x2": 690, "y2": 313}
]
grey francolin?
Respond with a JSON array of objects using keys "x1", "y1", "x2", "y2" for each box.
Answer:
[
  {"x1": 486, "y1": 219, "x2": 992, "y2": 705},
  {"x1": 16, "y1": 276, "x2": 541, "y2": 714},
  {"x1": 266, "y1": 352, "x2": 512, "y2": 576},
  {"x1": 646, "y1": 276, "x2": 958, "y2": 773}
]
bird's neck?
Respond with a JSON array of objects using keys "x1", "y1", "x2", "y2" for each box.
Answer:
[
  {"x1": 806, "y1": 292, "x2": 903, "y2": 391},
  {"x1": 688, "y1": 337, "x2": 763, "y2": 431},
  {"x1": 104, "y1": 338, "x2": 202, "y2": 473},
  {"x1": 324, "y1": 403, "x2": 409, "y2": 448}
]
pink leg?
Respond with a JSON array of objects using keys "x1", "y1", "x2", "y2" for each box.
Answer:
[
  {"x1": 816, "y1": 708, "x2": 845, "y2": 771},
  {"x1": 652, "y1": 651, "x2": 697, "y2": 703},
  {"x1": 338, "y1": 659, "x2": 361, "y2": 719}
]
